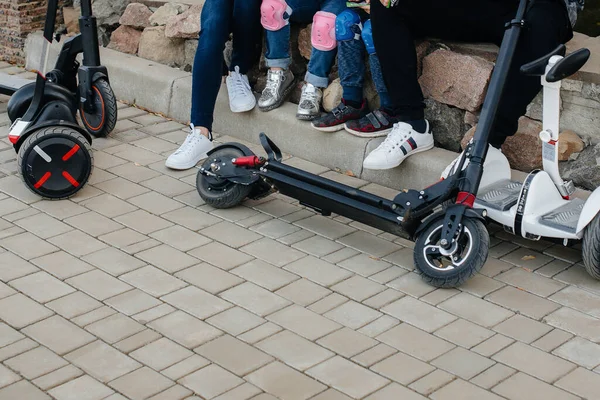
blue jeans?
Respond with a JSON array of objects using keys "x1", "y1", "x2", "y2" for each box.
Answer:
[
  {"x1": 337, "y1": 13, "x2": 391, "y2": 108},
  {"x1": 264, "y1": 0, "x2": 346, "y2": 88},
  {"x1": 191, "y1": 0, "x2": 262, "y2": 131}
]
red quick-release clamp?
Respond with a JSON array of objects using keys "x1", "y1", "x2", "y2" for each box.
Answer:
[{"x1": 232, "y1": 156, "x2": 265, "y2": 167}]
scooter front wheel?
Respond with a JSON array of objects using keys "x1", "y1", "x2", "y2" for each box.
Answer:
[
  {"x1": 414, "y1": 216, "x2": 489, "y2": 288},
  {"x1": 79, "y1": 78, "x2": 118, "y2": 138},
  {"x1": 583, "y1": 213, "x2": 600, "y2": 280},
  {"x1": 196, "y1": 147, "x2": 253, "y2": 209}
]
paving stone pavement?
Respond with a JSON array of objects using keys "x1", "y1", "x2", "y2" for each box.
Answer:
[{"x1": 2, "y1": 65, "x2": 600, "y2": 400}]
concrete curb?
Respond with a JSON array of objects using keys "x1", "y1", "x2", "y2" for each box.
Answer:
[{"x1": 25, "y1": 33, "x2": 522, "y2": 191}]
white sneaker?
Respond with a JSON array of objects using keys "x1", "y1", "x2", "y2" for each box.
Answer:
[
  {"x1": 226, "y1": 66, "x2": 256, "y2": 113},
  {"x1": 363, "y1": 121, "x2": 433, "y2": 170},
  {"x1": 165, "y1": 124, "x2": 214, "y2": 170}
]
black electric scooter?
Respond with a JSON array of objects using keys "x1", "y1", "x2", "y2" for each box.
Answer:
[
  {"x1": 1, "y1": 0, "x2": 117, "y2": 199},
  {"x1": 196, "y1": 0, "x2": 591, "y2": 288}
]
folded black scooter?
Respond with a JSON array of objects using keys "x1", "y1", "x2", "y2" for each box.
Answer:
[
  {"x1": 1, "y1": 0, "x2": 117, "y2": 199},
  {"x1": 196, "y1": 0, "x2": 599, "y2": 288}
]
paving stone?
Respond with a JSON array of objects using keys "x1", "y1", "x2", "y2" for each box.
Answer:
[
  {"x1": 50, "y1": 375, "x2": 116, "y2": 400},
  {"x1": 14, "y1": 213, "x2": 72, "y2": 239},
  {"x1": 80, "y1": 194, "x2": 137, "y2": 218},
  {"x1": 250, "y1": 219, "x2": 300, "y2": 240},
  {"x1": 0, "y1": 232, "x2": 58, "y2": 259},
  {"x1": 434, "y1": 319, "x2": 495, "y2": 349},
  {"x1": 206, "y1": 307, "x2": 265, "y2": 336},
  {"x1": 493, "y1": 341, "x2": 576, "y2": 383},
  {"x1": 82, "y1": 247, "x2": 146, "y2": 276},
  {"x1": 211, "y1": 383, "x2": 263, "y2": 400},
  {"x1": 535, "y1": 259, "x2": 571, "y2": 278},
  {"x1": 0, "y1": 380, "x2": 51, "y2": 400},
  {"x1": 189, "y1": 242, "x2": 254, "y2": 270},
  {"x1": 133, "y1": 304, "x2": 176, "y2": 324},
  {"x1": 496, "y1": 268, "x2": 565, "y2": 297},
  {"x1": 120, "y1": 265, "x2": 187, "y2": 297},
  {"x1": 0, "y1": 293, "x2": 53, "y2": 329},
  {"x1": 32, "y1": 199, "x2": 87, "y2": 220},
  {"x1": 196, "y1": 335, "x2": 273, "y2": 376},
  {"x1": 308, "y1": 293, "x2": 349, "y2": 315},
  {"x1": 0, "y1": 198, "x2": 30, "y2": 216},
  {"x1": 553, "y1": 336, "x2": 600, "y2": 369},
  {"x1": 543, "y1": 244, "x2": 582, "y2": 264},
  {"x1": 256, "y1": 330, "x2": 333, "y2": 371},
  {"x1": 295, "y1": 215, "x2": 356, "y2": 240},
  {"x1": 42, "y1": 293, "x2": 97, "y2": 321},
  {"x1": 162, "y1": 206, "x2": 222, "y2": 231},
  {"x1": 430, "y1": 379, "x2": 504, "y2": 400},
  {"x1": 114, "y1": 329, "x2": 163, "y2": 354},
  {"x1": 0, "y1": 281, "x2": 14, "y2": 300},
  {"x1": 107, "y1": 163, "x2": 162, "y2": 183},
  {"x1": 161, "y1": 355, "x2": 211, "y2": 381},
  {"x1": 363, "y1": 289, "x2": 405, "y2": 309},
  {"x1": 99, "y1": 228, "x2": 148, "y2": 250},
  {"x1": 0, "y1": 251, "x2": 39, "y2": 281},
  {"x1": 31, "y1": 251, "x2": 94, "y2": 280},
  {"x1": 554, "y1": 265, "x2": 600, "y2": 296},
  {"x1": 486, "y1": 286, "x2": 561, "y2": 320},
  {"x1": 71, "y1": 306, "x2": 117, "y2": 327},
  {"x1": 86, "y1": 313, "x2": 146, "y2": 344},
  {"x1": 364, "y1": 383, "x2": 428, "y2": 400},
  {"x1": 149, "y1": 311, "x2": 222, "y2": 348},
  {"x1": 110, "y1": 367, "x2": 175, "y2": 400},
  {"x1": 136, "y1": 244, "x2": 198, "y2": 273},
  {"x1": 324, "y1": 301, "x2": 382, "y2": 330},
  {"x1": 322, "y1": 248, "x2": 361, "y2": 265},
  {"x1": 352, "y1": 344, "x2": 397, "y2": 368},
  {"x1": 0, "y1": 338, "x2": 39, "y2": 362},
  {"x1": 115, "y1": 210, "x2": 173, "y2": 234},
  {"x1": 141, "y1": 175, "x2": 193, "y2": 198},
  {"x1": 459, "y1": 274, "x2": 505, "y2": 298},
  {"x1": 179, "y1": 364, "x2": 244, "y2": 399},
  {"x1": 371, "y1": 351, "x2": 435, "y2": 386},
  {"x1": 387, "y1": 272, "x2": 436, "y2": 298},
  {"x1": 241, "y1": 238, "x2": 306, "y2": 268},
  {"x1": 544, "y1": 307, "x2": 600, "y2": 342},
  {"x1": 175, "y1": 264, "x2": 243, "y2": 295},
  {"x1": 317, "y1": 327, "x2": 378, "y2": 358},
  {"x1": 291, "y1": 235, "x2": 344, "y2": 258},
  {"x1": 489, "y1": 242, "x2": 520, "y2": 259},
  {"x1": 532, "y1": 329, "x2": 574, "y2": 353},
  {"x1": 231, "y1": 260, "x2": 299, "y2": 291},
  {"x1": 555, "y1": 367, "x2": 600, "y2": 399},
  {"x1": 221, "y1": 282, "x2": 291, "y2": 317},
  {"x1": 408, "y1": 369, "x2": 456, "y2": 396},
  {"x1": 268, "y1": 305, "x2": 342, "y2": 341},
  {"x1": 493, "y1": 372, "x2": 579, "y2": 400},
  {"x1": 310, "y1": 388, "x2": 352, "y2": 400},
  {"x1": 211, "y1": 206, "x2": 261, "y2": 223},
  {"x1": 358, "y1": 315, "x2": 400, "y2": 338},
  {"x1": 150, "y1": 226, "x2": 211, "y2": 252},
  {"x1": 382, "y1": 296, "x2": 456, "y2": 333},
  {"x1": 66, "y1": 270, "x2": 132, "y2": 301},
  {"x1": 275, "y1": 279, "x2": 331, "y2": 306},
  {"x1": 64, "y1": 211, "x2": 123, "y2": 237},
  {"x1": 105, "y1": 290, "x2": 160, "y2": 316},
  {"x1": 253, "y1": 198, "x2": 304, "y2": 217},
  {"x1": 480, "y1": 258, "x2": 515, "y2": 279},
  {"x1": 501, "y1": 248, "x2": 554, "y2": 271},
  {"x1": 32, "y1": 365, "x2": 84, "y2": 391},
  {"x1": 470, "y1": 363, "x2": 515, "y2": 390},
  {"x1": 48, "y1": 230, "x2": 108, "y2": 257},
  {"x1": 549, "y1": 286, "x2": 600, "y2": 319},
  {"x1": 0, "y1": 322, "x2": 24, "y2": 347},
  {"x1": 285, "y1": 256, "x2": 353, "y2": 287},
  {"x1": 148, "y1": 384, "x2": 193, "y2": 400},
  {"x1": 438, "y1": 292, "x2": 514, "y2": 328},
  {"x1": 24, "y1": 314, "x2": 96, "y2": 355},
  {"x1": 200, "y1": 221, "x2": 263, "y2": 249},
  {"x1": 377, "y1": 323, "x2": 455, "y2": 362},
  {"x1": 431, "y1": 347, "x2": 495, "y2": 380},
  {"x1": 9, "y1": 271, "x2": 75, "y2": 303},
  {"x1": 65, "y1": 341, "x2": 142, "y2": 382},
  {"x1": 493, "y1": 315, "x2": 553, "y2": 344},
  {"x1": 129, "y1": 337, "x2": 193, "y2": 371},
  {"x1": 471, "y1": 334, "x2": 515, "y2": 358},
  {"x1": 4, "y1": 346, "x2": 68, "y2": 380},
  {"x1": 4, "y1": 208, "x2": 39, "y2": 222},
  {"x1": 162, "y1": 286, "x2": 232, "y2": 319},
  {"x1": 337, "y1": 231, "x2": 401, "y2": 258},
  {"x1": 331, "y1": 275, "x2": 385, "y2": 303}
]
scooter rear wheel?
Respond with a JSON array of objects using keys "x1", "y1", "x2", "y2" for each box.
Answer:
[
  {"x1": 196, "y1": 148, "x2": 253, "y2": 209},
  {"x1": 583, "y1": 213, "x2": 600, "y2": 280},
  {"x1": 79, "y1": 78, "x2": 117, "y2": 138},
  {"x1": 17, "y1": 126, "x2": 93, "y2": 200},
  {"x1": 414, "y1": 216, "x2": 489, "y2": 288}
]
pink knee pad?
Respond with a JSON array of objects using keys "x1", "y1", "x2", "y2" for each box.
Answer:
[
  {"x1": 261, "y1": 0, "x2": 291, "y2": 31},
  {"x1": 311, "y1": 11, "x2": 337, "y2": 51}
]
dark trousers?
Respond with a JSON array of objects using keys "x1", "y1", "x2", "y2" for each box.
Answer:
[
  {"x1": 190, "y1": 0, "x2": 262, "y2": 131},
  {"x1": 371, "y1": 0, "x2": 572, "y2": 147}
]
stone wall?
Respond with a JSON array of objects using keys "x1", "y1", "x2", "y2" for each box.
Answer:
[{"x1": 0, "y1": 0, "x2": 70, "y2": 64}]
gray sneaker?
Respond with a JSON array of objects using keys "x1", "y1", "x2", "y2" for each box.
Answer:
[
  {"x1": 297, "y1": 83, "x2": 323, "y2": 121},
  {"x1": 258, "y1": 69, "x2": 295, "y2": 112}
]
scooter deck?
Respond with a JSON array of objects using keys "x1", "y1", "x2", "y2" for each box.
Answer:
[
  {"x1": 476, "y1": 180, "x2": 523, "y2": 211},
  {"x1": 539, "y1": 198, "x2": 585, "y2": 234}
]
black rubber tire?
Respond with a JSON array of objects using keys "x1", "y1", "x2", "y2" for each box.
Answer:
[
  {"x1": 196, "y1": 148, "x2": 253, "y2": 209},
  {"x1": 414, "y1": 216, "x2": 489, "y2": 288},
  {"x1": 17, "y1": 126, "x2": 93, "y2": 200},
  {"x1": 583, "y1": 213, "x2": 600, "y2": 280},
  {"x1": 79, "y1": 78, "x2": 118, "y2": 138}
]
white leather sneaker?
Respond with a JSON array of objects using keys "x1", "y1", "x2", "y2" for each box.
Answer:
[
  {"x1": 363, "y1": 121, "x2": 433, "y2": 170},
  {"x1": 165, "y1": 124, "x2": 213, "y2": 170},
  {"x1": 226, "y1": 66, "x2": 256, "y2": 113}
]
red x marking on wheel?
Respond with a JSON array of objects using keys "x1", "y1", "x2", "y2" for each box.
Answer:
[{"x1": 33, "y1": 144, "x2": 81, "y2": 189}]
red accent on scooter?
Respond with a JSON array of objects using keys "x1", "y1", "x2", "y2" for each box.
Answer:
[
  {"x1": 34, "y1": 172, "x2": 52, "y2": 189},
  {"x1": 8, "y1": 135, "x2": 19, "y2": 145},
  {"x1": 456, "y1": 192, "x2": 476, "y2": 208},
  {"x1": 232, "y1": 156, "x2": 265, "y2": 167},
  {"x1": 62, "y1": 171, "x2": 80, "y2": 187},
  {"x1": 62, "y1": 144, "x2": 80, "y2": 161}
]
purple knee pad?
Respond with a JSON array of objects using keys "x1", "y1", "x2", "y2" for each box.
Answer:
[
  {"x1": 311, "y1": 11, "x2": 337, "y2": 51},
  {"x1": 261, "y1": 0, "x2": 292, "y2": 31}
]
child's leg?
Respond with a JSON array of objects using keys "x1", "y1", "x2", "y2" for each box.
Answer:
[
  {"x1": 336, "y1": 9, "x2": 366, "y2": 107},
  {"x1": 261, "y1": 0, "x2": 294, "y2": 69},
  {"x1": 363, "y1": 20, "x2": 392, "y2": 109}
]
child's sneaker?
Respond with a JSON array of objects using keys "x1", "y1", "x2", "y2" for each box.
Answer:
[
  {"x1": 226, "y1": 66, "x2": 256, "y2": 113},
  {"x1": 165, "y1": 124, "x2": 214, "y2": 170},
  {"x1": 345, "y1": 109, "x2": 403, "y2": 138},
  {"x1": 296, "y1": 83, "x2": 323, "y2": 121},
  {"x1": 363, "y1": 121, "x2": 433, "y2": 170},
  {"x1": 311, "y1": 100, "x2": 368, "y2": 132},
  {"x1": 258, "y1": 69, "x2": 295, "y2": 112}
]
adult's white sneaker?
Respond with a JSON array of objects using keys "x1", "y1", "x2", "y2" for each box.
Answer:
[
  {"x1": 165, "y1": 124, "x2": 213, "y2": 170},
  {"x1": 363, "y1": 121, "x2": 433, "y2": 170},
  {"x1": 226, "y1": 66, "x2": 256, "y2": 113}
]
